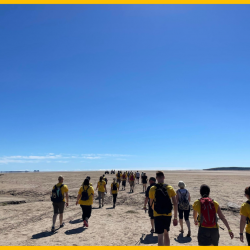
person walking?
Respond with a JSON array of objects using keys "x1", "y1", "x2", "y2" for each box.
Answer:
[
  {"x1": 176, "y1": 181, "x2": 191, "y2": 237},
  {"x1": 129, "y1": 172, "x2": 135, "y2": 193},
  {"x1": 51, "y1": 175, "x2": 69, "y2": 232},
  {"x1": 121, "y1": 172, "x2": 127, "y2": 190},
  {"x1": 96, "y1": 176, "x2": 107, "y2": 208},
  {"x1": 142, "y1": 173, "x2": 148, "y2": 192},
  {"x1": 136, "y1": 171, "x2": 140, "y2": 184},
  {"x1": 76, "y1": 178, "x2": 94, "y2": 227},
  {"x1": 116, "y1": 171, "x2": 122, "y2": 186},
  {"x1": 144, "y1": 177, "x2": 156, "y2": 233},
  {"x1": 111, "y1": 178, "x2": 119, "y2": 208},
  {"x1": 239, "y1": 186, "x2": 250, "y2": 245},
  {"x1": 193, "y1": 184, "x2": 234, "y2": 246},
  {"x1": 149, "y1": 171, "x2": 178, "y2": 246}
]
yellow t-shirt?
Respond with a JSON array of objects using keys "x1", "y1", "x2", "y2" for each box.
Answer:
[
  {"x1": 149, "y1": 184, "x2": 176, "y2": 217},
  {"x1": 240, "y1": 201, "x2": 250, "y2": 234},
  {"x1": 52, "y1": 183, "x2": 69, "y2": 202},
  {"x1": 116, "y1": 173, "x2": 122, "y2": 179},
  {"x1": 78, "y1": 185, "x2": 94, "y2": 206},
  {"x1": 98, "y1": 180, "x2": 106, "y2": 192},
  {"x1": 111, "y1": 182, "x2": 119, "y2": 194},
  {"x1": 193, "y1": 199, "x2": 219, "y2": 228}
]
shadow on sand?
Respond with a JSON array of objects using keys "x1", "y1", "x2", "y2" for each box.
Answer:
[
  {"x1": 65, "y1": 227, "x2": 86, "y2": 235},
  {"x1": 174, "y1": 233, "x2": 192, "y2": 244},
  {"x1": 31, "y1": 230, "x2": 58, "y2": 239},
  {"x1": 69, "y1": 218, "x2": 82, "y2": 224},
  {"x1": 106, "y1": 207, "x2": 114, "y2": 209},
  {"x1": 140, "y1": 233, "x2": 158, "y2": 244}
]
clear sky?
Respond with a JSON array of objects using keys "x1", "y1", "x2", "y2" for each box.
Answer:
[{"x1": 0, "y1": 5, "x2": 250, "y2": 171}]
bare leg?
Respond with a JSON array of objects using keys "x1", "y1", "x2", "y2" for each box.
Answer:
[
  {"x1": 163, "y1": 230, "x2": 170, "y2": 246},
  {"x1": 59, "y1": 213, "x2": 63, "y2": 225},
  {"x1": 158, "y1": 233, "x2": 164, "y2": 246},
  {"x1": 52, "y1": 213, "x2": 58, "y2": 227},
  {"x1": 150, "y1": 219, "x2": 154, "y2": 230}
]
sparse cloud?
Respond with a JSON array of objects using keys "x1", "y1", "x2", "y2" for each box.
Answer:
[{"x1": 0, "y1": 153, "x2": 132, "y2": 164}]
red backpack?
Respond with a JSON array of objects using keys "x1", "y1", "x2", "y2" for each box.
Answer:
[
  {"x1": 130, "y1": 175, "x2": 135, "y2": 181},
  {"x1": 122, "y1": 174, "x2": 126, "y2": 179},
  {"x1": 199, "y1": 197, "x2": 217, "y2": 227}
]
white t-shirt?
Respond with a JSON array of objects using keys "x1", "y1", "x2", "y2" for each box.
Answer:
[{"x1": 136, "y1": 172, "x2": 140, "y2": 178}]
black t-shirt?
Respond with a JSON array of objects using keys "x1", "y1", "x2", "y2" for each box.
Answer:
[
  {"x1": 142, "y1": 175, "x2": 148, "y2": 183},
  {"x1": 145, "y1": 183, "x2": 155, "y2": 198}
]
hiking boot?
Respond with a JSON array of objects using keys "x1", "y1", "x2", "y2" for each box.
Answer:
[
  {"x1": 187, "y1": 231, "x2": 191, "y2": 237},
  {"x1": 99, "y1": 205, "x2": 101, "y2": 208},
  {"x1": 113, "y1": 204, "x2": 115, "y2": 208},
  {"x1": 102, "y1": 203, "x2": 104, "y2": 207},
  {"x1": 60, "y1": 222, "x2": 65, "y2": 228},
  {"x1": 51, "y1": 226, "x2": 55, "y2": 232}
]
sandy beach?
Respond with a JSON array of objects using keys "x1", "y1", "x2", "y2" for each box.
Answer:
[{"x1": 0, "y1": 170, "x2": 248, "y2": 246}]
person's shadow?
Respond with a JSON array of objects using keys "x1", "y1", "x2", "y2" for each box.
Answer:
[
  {"x1": 65, "y1": 227, "x2": 86, "y2": 235},
  {"x1": 137, "y1": 233, "x2": 158, "y2": 245},
  {"x1": 69, "y1": 218, "x2": 82, "y2": 224},
  {"x1": 174, "y1": 233, "x2": 192, "y2": 244},
  {"x1": 31, "y1": 230, "x2": 58, "y2": 239},
  {"x1": 106, "y1": 207, "x2": 114, "y2": 209}
]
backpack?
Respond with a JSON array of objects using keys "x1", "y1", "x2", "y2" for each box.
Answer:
[
  {"x1": 117, "y1": 173, "x2": 121, "y2": 178},
  {"x1": 51, "y1": 184, "x2": 64, "y2": 202},
  {"x1": 130, "y1": 175, "x2": 135, "y2": 181},
  {"x1": 246, "y1": 201, "x2": 250, "y2": 224},
  {"x1": 112, "y1": 183, "x2": 117, "y2": 191},
  {"x1": 154, "y1": 184, "x2": 173, "y2": 214},
  {"x1": 122, "y1": 174, "x2": 126, "y2": 179},
  {"x1": 199, "y1": 197, "x2": 217, "y2": 227},
  {"x1": 81, "y1": 186, "x2": 90, "y2": 201},
  {"x1": 178, "y1": 189, "x2": 190, "y2": 210}
]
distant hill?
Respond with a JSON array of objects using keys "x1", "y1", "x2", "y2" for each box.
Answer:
[{"x1": 204, "y1": 167, "x2": 250, "y2": 171}]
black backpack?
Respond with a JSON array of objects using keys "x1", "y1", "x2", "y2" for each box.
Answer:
[
  {"x1": 118, "y1": 173, "x2": 121, "y2": 178},
  {"x1": 154, "y1": 184, "x2": 173, "y2": 214},
  {"x1": 51, "y1": 184, "x2": 64, "y2": 202},
  {"x1": 81, "y1": 186, "x2": 90, "y2": 201},
  {"x1": 113, "y1": 183, "x2": 117, "y2": 191}
]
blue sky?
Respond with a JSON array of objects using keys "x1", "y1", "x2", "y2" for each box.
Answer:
[{"x1": 0, "y1": 5, "x2": 250, "y2": 171}]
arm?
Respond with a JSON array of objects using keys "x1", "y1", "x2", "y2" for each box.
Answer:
[
  {"x1": 188, "y1": 192, "x2": 191, "y2": 203},
  {"x1": 240, "y1": 215, "x2": 247, "y2": 242},
  {"x1": 76, "y1": 194, "x2": 81, "y2": 205},
  {"x1": 217, "y1": 206, "x2": 234, "y2": 239},
  {"x1": 96, "y1": 184, "x2": 98, "y2": 190},
  {"x1": 144, "y1": 197, "x2": 149, "y2": 210},
  {"x1": 104, "y1": 184, "x2": 107, "y2": 193},
  {"x1": 193, "y1": 210, "x2": 198, "y2": 225},
  {"x1": 172, "y1": 195, "x2": 178, "y2": 225},
  {"x1": 65, "y1": 192, "x2": 69, "y2": 207}
]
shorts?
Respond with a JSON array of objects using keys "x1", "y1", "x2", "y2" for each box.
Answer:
[
  {"x1": 53, "y1": 201, "x2": 65, "y2": 214},
  {"x1": 143, "y1": 181, "x2": 147, "y2": 184},
  {"x1": 122, "y1": 180, "x2": 126, "y2": 186},
  {"x1": 148, "y1": 206, "x2": 154, "y2": 219},
  {"x1": 178, "y1": 204, "x2": 190, "y2": 221},
  {"x1": 130, "y1": 181, "x2": 135, "y2": 187},
  {"x1": 154, "y1": 216, "x2": 172, "y2": 234},
  {"x1": 198, "y1": 227, "x2": 219, "y2": 246},
  {"x1": 136, "y1": 177, "x2": 140, "y2": 179}
]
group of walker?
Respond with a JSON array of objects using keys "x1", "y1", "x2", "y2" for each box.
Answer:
[{"x1": 50, "y1": 172, "x2": 250, "y2": 246}]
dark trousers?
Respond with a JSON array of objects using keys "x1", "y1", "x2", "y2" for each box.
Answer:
[
  {"x1": 113, "y1": 194, "x2": 117, "y2": 204},
  {"x1": 178, "y1": 204, "x2": 190, "y2": 221},
  {"x1": 80, "y1": 205, "x2": 92, "y2": 221},
  {"x1": 246, "y1": 233, "x2": 250, "y2": 246}
]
